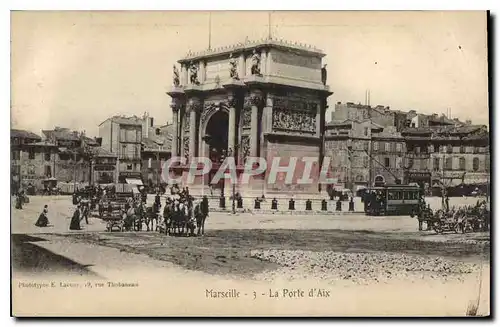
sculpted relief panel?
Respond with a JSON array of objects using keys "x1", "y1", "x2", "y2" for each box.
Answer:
[
  {"x1": 240, "y1": 135, "x2": 250, "y2": 163},
  {"x1": 271, "y1": 97, "x2": 318, "y2": 135},
  {"x1": 240, "y1": 107, "x2": 252, "y2": 129}
]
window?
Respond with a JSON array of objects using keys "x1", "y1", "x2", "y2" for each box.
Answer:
[
  {"x1": 45, "y1": 165, "x2": 52, "y2": 177},
  {"x1": 121, "y1": 145, "x2": 126, "y2": 158},
  {"x1": 156, "y1": 128, "x2": 161, "y2": 136},
  {"x1": 28, "y1": 150, "x2": 35, "y2": 159},
  {"x1": 459, "y1": 157, "x2": 466, "y2": 170},
  {"x1": 373, "y1": 142, "x2": 379, "y2": 151},
  {"x1": 429, "y1": 145, "x2": 434, "y2": 153},
  {"x1": 415, "y1": 146, "x2": 420, "y2": 154},
  {"x1": 421, "y1": 159, "x2": 428, "y2": 170},
  {"x1": 384, "y1": 157, "x2": 390, "y2": 168},
  {"x1": 446, "y1": 145, "x2": 453, "y2": 154},
  {"x1": 11, "y1": 151, "x2": 20, "y2": 160},
  {"x1": 44, "y1": 152, "x2": 51, "y2": 161},
  {"x1": 396, "y1": 156, "x2": 402, "y2": 168},
  {"x1": 148, "y1": 158, "x2": 152, "y2": 168},
  {"x1": 120, "y1": 129, "x2": 127, "y2": 142},
  {"x1": 433, "y1": 158, "x2": 440, "y2": 171},
  {"x1": 445, "y1": 157, "x2": 453, "y2": 170},
  {"x1": 473, "y1": 157, "x2": 480, "y2": 171},
  {"x1": 396, "y1": 143, "x2": 402, "y2": 152},
  {"x1": 408, "y1": 158, "x2": 414, "y2": 169},
  {"x1": 385, "y1": 142, "x2": 390, "y2": 152},
  {"x1": 364, "y1": 142, "x2": 369, "y2": 151},
  {"x1": 127, "y1": 164, "x2": 133, "y2": 171},
  {"x1": 460, "y1": 145, "x2": 465, "y2": 153}
]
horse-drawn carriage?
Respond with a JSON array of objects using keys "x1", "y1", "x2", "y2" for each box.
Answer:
[{"x1": 430, "y1": 201, "x2": 490, "y2": 234}]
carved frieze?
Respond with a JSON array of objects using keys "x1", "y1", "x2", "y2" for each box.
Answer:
[
  {"x1": 183, "y1": 114, "x2": 190, "y2": 133},
  {"x1": 271, "y1": 97, "x2": 318, "y2": 135},
  {"x1": 240, "y1": 107, "x2": 252, "y2": 129},
  {"x1": 183, "y1": 137, "x2": 189, "y2": 161},
  {"x1": 241, "y1": 135, "x2": 250, "y2": 163}
]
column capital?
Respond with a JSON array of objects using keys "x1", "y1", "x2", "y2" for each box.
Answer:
[
  {"x1": 226, "y1": 93, "x2": 239, "y2": 108},
  {"x1": 170, "y1": 100, "x2": 184, "y2": 113},
  {"x1": 186, "y1": 98, "x2": 203, "y2": 113},
  {"x1": 244, "y1": 91, "x2": 264, "y2": 108}
]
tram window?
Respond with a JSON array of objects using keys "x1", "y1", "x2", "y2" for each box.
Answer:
[
  {"x1": 403, "y1": 192, "x2": 409, "y2": 200},
  {"x1": 396, "y1": 191, "x2": 402, "y2": 200},
  {"x1": 388, "y1": 191, "x2": 395, "y2": 200}
]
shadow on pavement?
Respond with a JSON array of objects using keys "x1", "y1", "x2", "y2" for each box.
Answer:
[{"x1": 11, "y1": 234, "x2": 99, "y2": 277}]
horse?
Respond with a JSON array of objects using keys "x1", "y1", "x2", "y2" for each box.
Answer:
[{"x1": 123, "y1": 206, "x2": 136, "y2": 231}]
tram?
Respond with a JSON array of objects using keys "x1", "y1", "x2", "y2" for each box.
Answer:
[{"x1": 364, "y1": 184, "x2": 422, "y2": 216}]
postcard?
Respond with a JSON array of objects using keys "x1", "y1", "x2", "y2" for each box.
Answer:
[{"x1": 10, "y1": 10, "x2": 490, "y2": 317}]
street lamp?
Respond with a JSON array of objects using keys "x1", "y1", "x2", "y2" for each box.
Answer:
[
  {"x1": 228, "y1": 145, "x2": 240, "y2": 215},
  {"x1": 154, "y1": 140, "x2": 164, "y2": 192}
]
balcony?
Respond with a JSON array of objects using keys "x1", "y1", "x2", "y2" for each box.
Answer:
[
  {"x1": 118, "y1": 155, "x2": 141, "y2": 162},
  {"x1": 405, "y1": 152, "x2": 430, "y2": 159}
]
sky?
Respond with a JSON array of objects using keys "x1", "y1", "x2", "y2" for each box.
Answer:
[{"x1": 10, "y1": 11, "x2": 489, "y2": 137}]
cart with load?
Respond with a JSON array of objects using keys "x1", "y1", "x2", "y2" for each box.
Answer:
[
  {"x1": 101, "y1": 203, "x2": 125, "y2": 232},
  {"x1": 431, "y1": 209, "x2": 462, "y2": 234}
]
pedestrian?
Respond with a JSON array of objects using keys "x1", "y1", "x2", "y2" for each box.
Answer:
[
  {"x1": 70, "y1": 205, "x2": 82, "y2": 230},
  {"x1": 35, "y1": 205, "x2": 50, "y2": 227},
  {"x1": 15, "y1": 192, "x2": 23, "y2": 210},
  {"x1": 82, "y1": 202, "x2": 89, "y2": 224}
]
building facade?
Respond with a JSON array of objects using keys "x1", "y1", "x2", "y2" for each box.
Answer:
[
  {"x1": 402, "y1": 125, "x2": 490, "y2": 195},
  {"x1": 99, "y1": 116, "x2": 143, "y2": 183},
  {"x1": 167, "y1": 38, "x2": 332, "y2": 196},
  {"x1": 11, "y1": 129, "x2": 58, "y2": 193},
  {"x1": 42, "y1": 127, "x2": 99, "y2": 185},
  {"x1": 93, "y1": 147, "x2": 118, "y2": 184},
  {"x1": 324, "y1": 120, "x2": 406, "y2": 192}
]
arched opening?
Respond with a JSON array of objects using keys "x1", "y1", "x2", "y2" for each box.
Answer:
[
  {"x1": 205, "y1": 110, "x2": 229, "y2": 164},
  {"x1": 203, "y1": 110, "x2": 229, "y2": 194}
]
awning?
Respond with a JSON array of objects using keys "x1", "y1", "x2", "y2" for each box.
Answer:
[{"x1": 125, "y1": 178, "x2": 143, "y2": 186}]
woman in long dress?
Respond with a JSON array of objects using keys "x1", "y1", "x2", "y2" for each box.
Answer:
[
  {"x1": 69, "y1": 205, "x2": 82, "y2": 230},
  {"x1": 35, "y1": 205, "x2": 49, "y2": 227}
]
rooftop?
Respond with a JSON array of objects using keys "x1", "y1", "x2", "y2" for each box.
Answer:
[
  {"x1": 401, "y1": 124, "x2": 488, "y2": 136},
  {"x1": 142, "y1": 137, "x2": 172, "y2": 152},
  {"x1": 99, "y1": 115, "x2": 143, "y2": 126},
  {"x1": 11, "y1": 129, "x2": 42, "y2": 140},
  {"x1": 94, "y1": 147, "x2": 117, "y2": 158},
  {"x1": 179, "y1": 37, "x2": 325, "y2": 63}
]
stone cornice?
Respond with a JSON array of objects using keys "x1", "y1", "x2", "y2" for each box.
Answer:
[{"x1": 178, "y1": 38, "x2": 325, "y2": 64}]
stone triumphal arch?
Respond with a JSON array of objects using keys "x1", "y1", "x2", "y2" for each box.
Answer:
[{"x1": 167, "y1": 38, "x2": 332, "y2": 197}]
